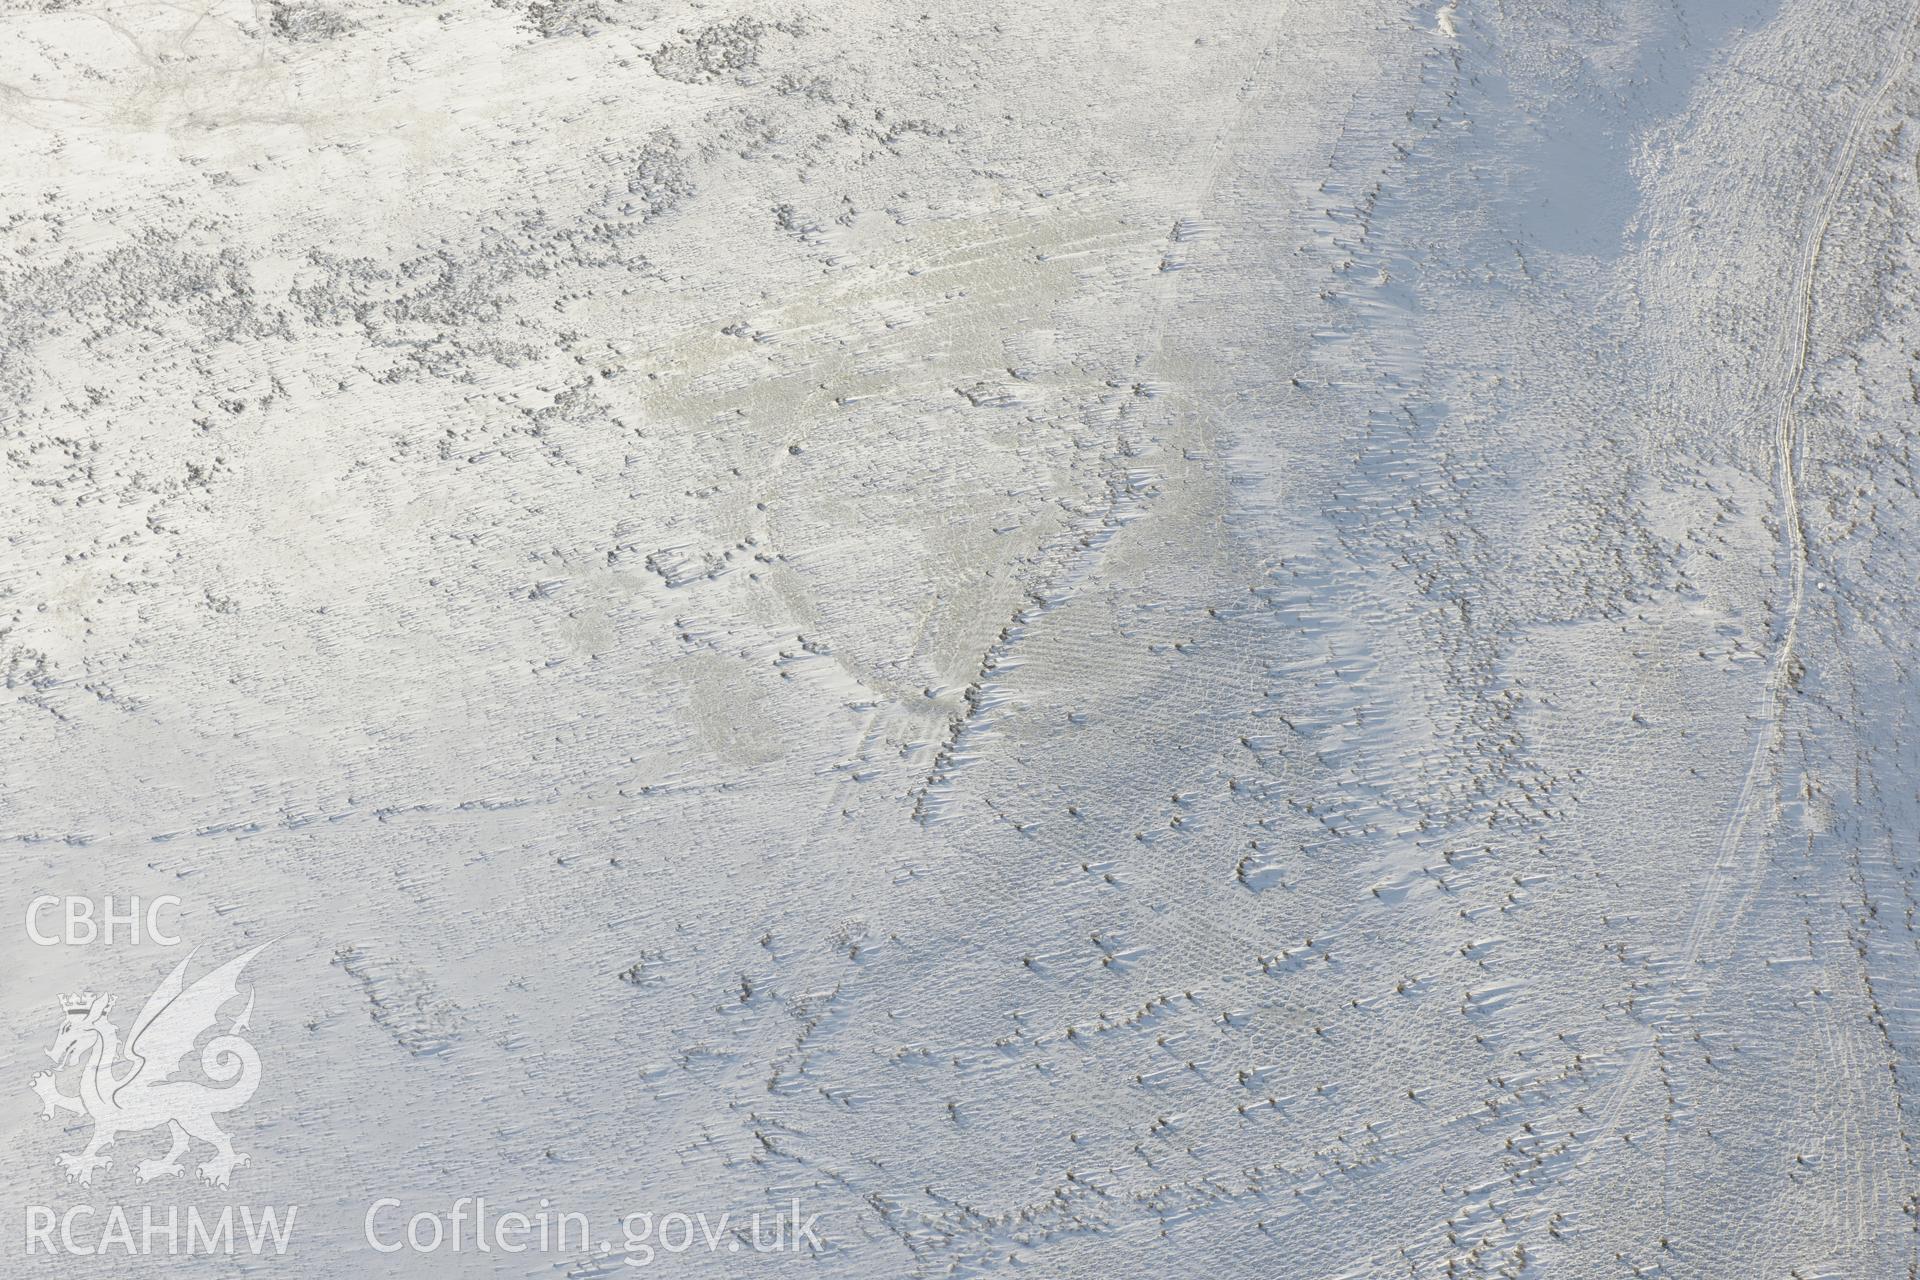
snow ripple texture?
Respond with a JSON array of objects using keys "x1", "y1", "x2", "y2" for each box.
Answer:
[{"x1": 4, "y1": 1, "x2": 1920, "y2": 1277}]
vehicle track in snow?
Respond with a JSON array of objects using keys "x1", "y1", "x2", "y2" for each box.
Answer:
[{"x1": 1594, "y1": 0, "x2": 1920, "y2": 1142}]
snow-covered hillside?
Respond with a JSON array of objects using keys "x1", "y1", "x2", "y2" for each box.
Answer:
[{"x1": 5, "y1": 1, "x2": 1920, "y2": 1276}]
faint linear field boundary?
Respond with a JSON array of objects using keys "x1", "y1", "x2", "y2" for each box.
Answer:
[{"x1": 909, "y1": 41, "x2": 1274, "y2": 826}]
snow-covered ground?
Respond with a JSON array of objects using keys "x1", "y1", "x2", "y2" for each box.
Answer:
[{"x1": 5, "y1": 0, "x2": 1920, "y2": 1275}]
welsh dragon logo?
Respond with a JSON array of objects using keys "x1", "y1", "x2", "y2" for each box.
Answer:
[{"x1": 30, "y1": 942, "x2": 271, "y2": 1188}]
